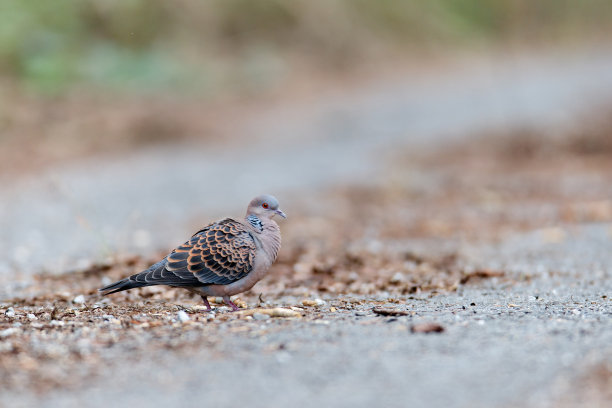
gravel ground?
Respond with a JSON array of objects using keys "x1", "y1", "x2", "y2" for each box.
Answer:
[
  {"x1": 1, "y1": 242, "x2": 610, "y2": 408},
  {"x1": 1, "y1": 51, "x2": 612, "y2": 407}
]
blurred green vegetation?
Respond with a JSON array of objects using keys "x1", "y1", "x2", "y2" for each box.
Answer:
[{"x1": 0, "y1": 0, "x2": 610, "y2": 95}]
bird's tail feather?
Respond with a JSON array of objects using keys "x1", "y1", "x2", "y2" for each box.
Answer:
[
  {"x1": 99, "y1": 277, "x2": 147, "y2": 295},
  {"x1": 99, "y1": 259, "x2": 168, "y2": 295}
]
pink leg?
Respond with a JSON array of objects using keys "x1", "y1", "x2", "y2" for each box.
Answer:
[
  {"x1": 223, "y1": 295, "x2": 240, "y2": 311},
  {"x1": 201, "y1": 296, "x2": 212, "y2": 312}
]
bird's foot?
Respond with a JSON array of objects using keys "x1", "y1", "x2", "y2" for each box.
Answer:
[
  {"x1": 201, "y1": 296, "x2": 212, "y2": 312},
  {"x1": 223, "y1": 296, "x2": 240, "y2": 312}
]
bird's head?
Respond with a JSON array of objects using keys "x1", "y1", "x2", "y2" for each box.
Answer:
[{"x1": 247, "y1": 194, "x2": 286, "y2": 220}]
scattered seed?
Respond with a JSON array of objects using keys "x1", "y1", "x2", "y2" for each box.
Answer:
[
  {"x1": 238, "y1": 308, "x2": 301, "y2": 318},
  {"x1": 302, "y1": 299, "x2": 325, "y2": 307}
]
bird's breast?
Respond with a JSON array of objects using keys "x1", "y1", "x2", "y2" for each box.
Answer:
[{"x1": 258, "y1": 221, "x2": 281, "y2": 263}]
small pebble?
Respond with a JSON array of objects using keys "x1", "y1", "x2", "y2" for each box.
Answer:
[
  {"x1": 27, "y1": 313, "x2": 38, "y2": 320},
  {"x1": 73, "y1": 295, "x2": 85, "y2": 305},
  {"x1": 347, "y1": 272, "x2": 360, "y2": 282},
  {"x1": 177, "y1": 310, "x2": 190, "y2": 323},
  {"x1": 389, "y1": 272, "x2": 405, "y2": 284},
  {"x1": 275, "y1": 352, "x2": 291, "y2": 364},
  {"x1": 411, "y1": 322, "x2": 445, "y2": 334},
  {"x1": 0, "y1": 328, "x2": 17, "y2": 338},
  {"x1": 4, "y1": 307, "x2": 15, "y2": 317},
  {"x1": 372, "y1": 307, "x2": 409, "y2": 316},
  {"x1": 253, "y1": 313, "x2": 270, "y2": 321}
]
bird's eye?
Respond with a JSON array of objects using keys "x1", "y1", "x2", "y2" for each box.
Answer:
[{"x1": 262, "y1": 203, "x2": 269, "y2": 209}]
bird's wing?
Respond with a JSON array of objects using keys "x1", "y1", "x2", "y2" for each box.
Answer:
[
  {"x1": 125, "y1": 258, "x2": 200, "y2": 288},
  {"x1": 164, "y1": 218, "x2": 257, "y2": 285}
]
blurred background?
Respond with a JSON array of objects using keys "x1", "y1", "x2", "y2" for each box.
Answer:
[
  {"x1": 1, "y1": 0, "x2": 612, "y2": 276},
  {"x1": 1, "y1": 0, "x2": 611, "y2": 170}
]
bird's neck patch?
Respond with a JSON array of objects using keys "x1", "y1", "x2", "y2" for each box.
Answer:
[{"x1": 247, "y1": 214, "x2": 263, "y2": 232}]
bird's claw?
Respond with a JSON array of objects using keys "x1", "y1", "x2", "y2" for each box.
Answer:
[
  {"x1": 201, "y1": 296, "x2": 213, "y2": 312},
  {"x1": 223, "y1": 296, "x2": 240, "y2": 312}
]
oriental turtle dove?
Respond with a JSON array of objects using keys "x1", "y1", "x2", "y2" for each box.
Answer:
[{"x1": 99, "y1": 195, "x2": 286, "y2": 311}]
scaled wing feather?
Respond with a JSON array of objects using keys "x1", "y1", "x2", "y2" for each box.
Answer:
[{"x1": 165, "y1": 218, "x2": 256, "y2": 285}]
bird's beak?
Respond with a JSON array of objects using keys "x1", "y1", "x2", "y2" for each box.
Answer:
[{"x1": 275, "y1": 209, "x2": 287, "y2": 219}]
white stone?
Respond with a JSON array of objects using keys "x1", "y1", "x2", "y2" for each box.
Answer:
[
  {"x1": 390, "y1": 272, "x2": 406, "y2": 284},
  {"x1": 0, "y1": 328, "x2": 17, "y2": 338},
  {"x1": 73, "y1": 295, "x2": 86, "y2": 304},
  {"x1": 177, "y1": 310, "x2": 190, "y2": 323}
]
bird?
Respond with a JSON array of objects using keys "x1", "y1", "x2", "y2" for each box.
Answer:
[{"x1": 99, "y1": 194, "x2": 286, "y2": 311}]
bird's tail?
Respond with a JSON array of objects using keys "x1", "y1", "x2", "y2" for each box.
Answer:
[
  {"x1": 99, "y1": 277, "x2": 147, "y2": 296},
  {"x1": 99, "y1": 259, "x2": 168, "y2": 295}
]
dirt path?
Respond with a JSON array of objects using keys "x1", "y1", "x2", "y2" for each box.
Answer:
[{"x1": 1, "y1": 49, "x2": 612, "y2": 407}]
